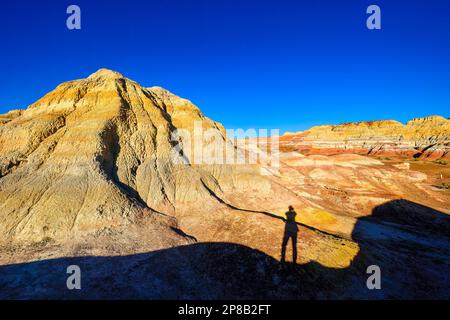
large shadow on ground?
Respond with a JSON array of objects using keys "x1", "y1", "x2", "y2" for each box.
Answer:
[
  {"x1": 0, "y1": 199, "x2": 449, "y2": 299},
  {"x1": 310, "y1": 199, "x2": 450, "y2": 299}
]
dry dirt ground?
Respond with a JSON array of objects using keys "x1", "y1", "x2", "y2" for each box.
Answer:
[{"x1": 1, "y1": 156, "x2": 449, "y2": 299}]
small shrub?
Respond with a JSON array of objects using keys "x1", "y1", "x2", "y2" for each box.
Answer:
[{"x1": 434, "y1": 159, "x2": 450, "y2": 166}]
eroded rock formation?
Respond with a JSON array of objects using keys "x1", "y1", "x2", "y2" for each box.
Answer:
[
  {"x1": 0, "y1": 69, "x2": 449, "y2": 299},
  {"x1": 281, "y1": 116, "x2": 450, "y2": 160}
]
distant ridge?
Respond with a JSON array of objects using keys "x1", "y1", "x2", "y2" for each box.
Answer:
[{"x1": 281, "y1": 115, "x2": 450, "y2": 160}]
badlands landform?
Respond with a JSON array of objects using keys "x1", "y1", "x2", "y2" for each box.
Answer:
[{"x1": 0, "y1": 69, "x2": 449, "y2": 299}]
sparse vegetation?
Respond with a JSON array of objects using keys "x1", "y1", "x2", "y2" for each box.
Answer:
[
  {"x1": 440, "y1": 183, "x2": 450, "y2": 189},
  {"x1": 377, "y1": 156, "x2": 392, "y2": 161},
  {"x1": 30, "y1": 236, "x2": 54, "y2": 248},
  {"x1": 433, "y1": 159, "x2": 450, "y2": 166}
]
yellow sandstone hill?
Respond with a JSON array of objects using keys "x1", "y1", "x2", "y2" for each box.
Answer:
[
  {"x1": 0, "y1": 69, "x2": 240, "y2": 243},
  {"x1": 281, "y1": 116, "x2": 450, "y2": 159}
]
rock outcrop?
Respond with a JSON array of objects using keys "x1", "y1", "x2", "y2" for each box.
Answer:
[
  {"x1": 281, "y1": 116, "x2": 450, "y2": 160},
  {"x1": 0, "y1": 109, "x2": 23, "y2": 125}
]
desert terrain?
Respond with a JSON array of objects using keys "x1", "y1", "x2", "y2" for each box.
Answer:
[{"x1": 0, "y1": 69, "x2": 449, "y2": 299}]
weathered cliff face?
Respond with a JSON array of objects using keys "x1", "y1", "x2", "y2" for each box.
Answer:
[
  {"x1": 281, "y1": 116, "x2": 450, "y2": 160},
  {"x1": 0, "y1": 69, "x2": 449, "y2": 299}
]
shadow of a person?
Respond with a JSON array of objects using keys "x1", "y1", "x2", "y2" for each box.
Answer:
[{"x1": 281, "y1": 205, "x2": 299, "y2": 264}]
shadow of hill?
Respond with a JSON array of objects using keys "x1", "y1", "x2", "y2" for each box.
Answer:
[
  {"x1": 0, "y1": 242, "x2": 312, "y2": 299},
  {"x1": 1, "y1": 200, "x2": 449, "y2": 299},
  {"x1": 338, "y1": 199, "x2": 450, "y2": 299}
]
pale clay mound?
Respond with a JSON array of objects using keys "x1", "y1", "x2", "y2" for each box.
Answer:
[{"x1": 0, "y1": 69, "x2": 449, "y2": 299}]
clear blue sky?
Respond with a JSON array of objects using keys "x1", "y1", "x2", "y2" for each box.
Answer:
[{"x1": 0, "y1": 0, "x2": 449, "y2": 133}]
